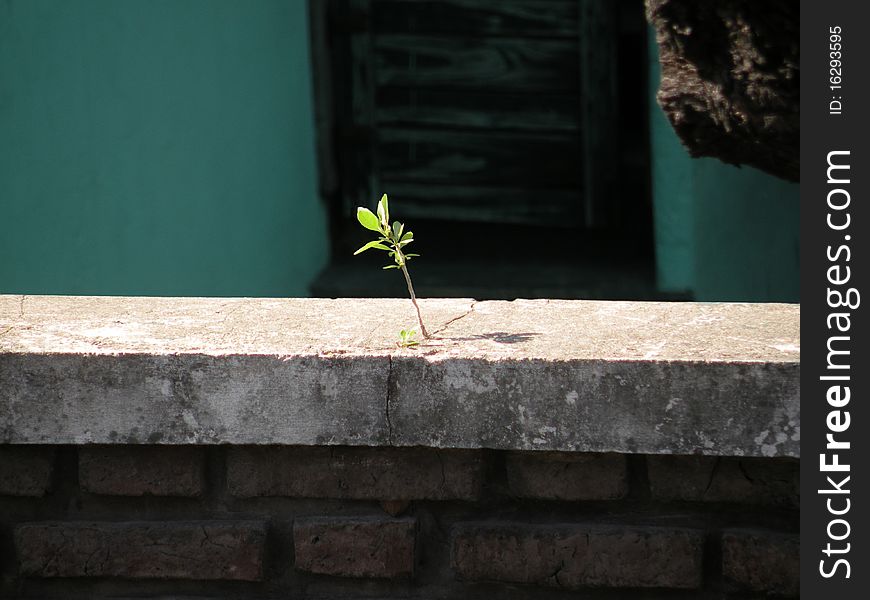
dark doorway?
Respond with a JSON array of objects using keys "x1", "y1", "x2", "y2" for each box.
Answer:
[{"x1": 309, "y1": 0, "x2": 660, "y2": 300}]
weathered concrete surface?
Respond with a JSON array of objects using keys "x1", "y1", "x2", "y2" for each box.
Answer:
[{"x1": 0, "y1": 296, "x2": 799, "y2": 456}]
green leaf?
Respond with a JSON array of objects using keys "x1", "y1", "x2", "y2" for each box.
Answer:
[
  {"x1": 383, "y1": 264, "x2": 400, "y2": 270},
  {"x1": 397, "y1": 328, "x2": 419, "y2": 347},
  {"x1": 401, "y1": 231, "x2": 413, "y2": 242},
  {"x1": 353, "y1": 240, "x2": 391, "y2": 255},
  {"x1": 405, "y1": 253, "x2": 420, "y2": 258},
  {"x1": 377, "y1": 194, "x2": 389, "y2": 228},
  {"x1": 356, "y1": 207, "x2": 381, "y2": 232},
  {"x1": 392, "y1": 221, "x2": 403, "y2": 240}
]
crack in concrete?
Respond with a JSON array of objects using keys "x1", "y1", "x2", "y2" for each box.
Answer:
[
  {"x1": 432, "y1": 300, "x2": 478, "y2": 337},
  {"x1": 703, "y1": 456, "x2": 722, "y2": 497},
  {"x1": 385, "y1": 354, "x2": 394, "y2": 446},
  {"x1": 200, "y1": 525, "x2": 237, "y2": 550},
  {"x1": 435, "y1": 450, "x2": 447, "y2": 492},
  {"x1": 546, "y1": 544, "x2": 577, "y2": 588},
  {"x1": 737, "y1": 459, "x2": 756, "y2": 485},
  {"x1": 82, "y1": 545, "x2": 103, "y2": 576},
  {"x1": 0, "y1": 295, "x2": 27, "y2": 338}
]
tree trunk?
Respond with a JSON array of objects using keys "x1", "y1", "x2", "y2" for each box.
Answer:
[{"x1": 646, "y1": 0, "x2": 799, "y2": 182}]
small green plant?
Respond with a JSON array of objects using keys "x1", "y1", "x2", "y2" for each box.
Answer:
[
  {"x1": 354, "y1": 194, "x2": 430, "y2": 339},
  {"x1": 397, "y1": 328, "x2": 420, "y2": 348}
]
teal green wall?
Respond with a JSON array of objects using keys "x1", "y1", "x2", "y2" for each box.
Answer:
[
  {"x1": 0, "y1": 0, "x2": 327, "y2": 296},
  {"x1": 648, "y1": 96, "x2": 695, "y2": 294},
  {"x1": 648, "y1": 32, "x2": 799, "y2": 302}
]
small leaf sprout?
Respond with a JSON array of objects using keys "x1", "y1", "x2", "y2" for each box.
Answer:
[{"x1": 397, "y1": 329, "x2": 420, "y2": 348}]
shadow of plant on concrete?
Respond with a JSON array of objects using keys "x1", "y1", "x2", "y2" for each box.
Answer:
[{"x1": 430, "y1": 331, "x2": 541, "y2": 345}]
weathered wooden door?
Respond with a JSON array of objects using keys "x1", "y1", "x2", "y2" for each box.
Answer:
[{"x1": 315, "y1": 0, "x2": 622, "y2": 226}]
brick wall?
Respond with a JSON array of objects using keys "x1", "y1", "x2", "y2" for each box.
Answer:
[{"x1": 0, "y1": 445, "x2": 799, "y2": 599}]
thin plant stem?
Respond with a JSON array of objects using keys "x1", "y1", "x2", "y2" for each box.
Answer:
[{"x1": 399, "y1": 260, "x2": 429, "y2": 338}]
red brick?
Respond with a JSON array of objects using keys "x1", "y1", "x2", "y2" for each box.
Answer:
[
  {"x1": 722, "y1": 530, "x2": 799, "y2": 597},
  {"x1": 452, "y1": 522, "x2": 703, "y2": 589},
  {"x1": 227, "y1": 446, "x2": 482, "y2": 500},
  {"x1": 15, "y1": 521, "x2": 265, "y2": 580},
  {"x1": 0, "y1": 446, "x2": 54, "y2": 496},
  {"x1": 506, "y1": 452, "x2": 626, "y2": 500},
  {"x1": 293, "y1": 517, "x2": 416, "y2": 579},
  {"x1": 647, "y1": 455, "x2": 799, "y2": 508},
  {"x1": 79, "y1": 446, "x2": 206, "y2": 497}
]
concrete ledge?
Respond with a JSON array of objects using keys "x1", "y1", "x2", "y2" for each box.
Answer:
[{"x1": 0, "y1": 295, "x2": 799, "y2": 456}]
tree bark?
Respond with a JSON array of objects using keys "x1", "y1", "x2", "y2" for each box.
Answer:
[{"x1": 646, "y1": 0, "x2": 799, "y2": 182}]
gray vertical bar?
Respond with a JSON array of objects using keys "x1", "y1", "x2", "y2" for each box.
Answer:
[{"x1": 801, "y1": 1, "x2": 869, "y2": 597}]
